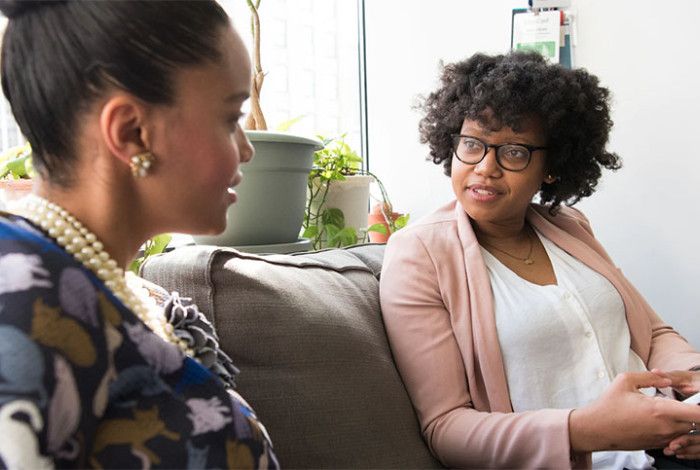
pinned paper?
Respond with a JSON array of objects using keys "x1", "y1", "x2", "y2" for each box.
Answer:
[{"x1": 512, "y1": 10, "x2": 561, "y2": 63}]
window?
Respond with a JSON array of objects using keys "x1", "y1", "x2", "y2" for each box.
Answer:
[
  {"x1": 220, "y1": 0, "x2": 362, "y2": 152},
  {"x1": 0, "y1": 2, "x2": 363, "y2": 155}
]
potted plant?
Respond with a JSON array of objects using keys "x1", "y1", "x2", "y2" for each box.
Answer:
[
  {"x1": 0, "y1": 142, "x2": 34, "y2": 208},
  {"x1": 366, "y1": 192, "x2": 410, "y2": 244},
  {"x1": 195, "y1": 0, "x2": 321, "y2": 249},
  {"x1": 302, "y1": 135, "x2": 408, "y2": 249}
]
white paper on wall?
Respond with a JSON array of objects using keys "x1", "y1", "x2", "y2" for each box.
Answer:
[{"x1": 512, "y1": 10, "x2": 561, "y2": 63}]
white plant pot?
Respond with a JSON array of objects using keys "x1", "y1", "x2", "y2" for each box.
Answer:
[
  {"x1": 311, "y1": 174, "x2": 373, "y2": 231},
  {"x1": 195, "y1": 131, "x2": 321, "y2": 247}
]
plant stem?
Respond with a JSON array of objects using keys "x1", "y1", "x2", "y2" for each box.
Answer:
[{"x1": 245, "y1": 0, "x2": 267, "y2": 130}]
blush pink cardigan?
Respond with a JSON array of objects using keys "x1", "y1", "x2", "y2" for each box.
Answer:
[{"x1": 379, "y1": 200, "x2": 700, "y2": 469}]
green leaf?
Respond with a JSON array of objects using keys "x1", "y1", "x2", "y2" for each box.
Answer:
[
  {"x1": 324, "y1": 223, "x2": 341, "y2": 243},
  {"x1": 394, "y1": 214, "x2": 410, "y2": 230},
  {"x1": 128, "y1": 257, "x2": 144, "y2": 275},
  {"x1": 302, "y1": 225, "x2": 319, "y2": 238},
  {"x1": 316, "y1": 135, "x2": 333, "y2": 147},
  {"x1": 336, "y1": 227, "x2": 358, "y2": 246},
  {"x1": 6, "y1": 153, "x2": 31, "y2": 178},
  {"x1": 0, "y1": 162, "x2": 10, "y2": 179},
  {"x1": 367, "y1": 223, "x2": 388, "y2": 235},
  {"x1": 345, "y1": 152, "x2": 363, "y2": 163},
  {"x1": 276, "y1": 114, "x2": 306, "y2": 132},
  {"x1": 321, "y1": 208, "x2": 345, "y2": 228},
  {"x1": 128, "y1": 233, "x2": 171, "y2": 274},
  {"x1": 143, "y1": 233, "x2": 172, "y2": 257}
]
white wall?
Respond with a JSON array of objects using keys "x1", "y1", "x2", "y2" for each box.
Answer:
[{"x1": 365, "y1": 0, "x2": 700, "y2": 348}]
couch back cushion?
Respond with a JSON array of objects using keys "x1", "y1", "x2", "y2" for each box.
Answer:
[{"x1": 141, "y1": 244, "x2": 440, "y2": 468}]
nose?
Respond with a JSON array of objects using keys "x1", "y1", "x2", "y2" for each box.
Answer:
[
  {"x1": 474, "y1": 147, "x2": 501, "y2": 177},
  {"x1": 235, "y1": 126, "x2": 255, "y2": 163}
]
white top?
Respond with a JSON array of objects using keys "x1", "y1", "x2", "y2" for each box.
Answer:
[{"x1": 481, "y1": 230, "x2": 653, "y2": 470}]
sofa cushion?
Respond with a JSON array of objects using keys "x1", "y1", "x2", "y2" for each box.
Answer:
[{"x1": 141, "y1": 244, "x2": 440, "y2": 468}]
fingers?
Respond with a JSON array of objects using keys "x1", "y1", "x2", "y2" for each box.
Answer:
[
  {"x1": 651, "y1": 369, "x2": 696, "y2": 392},
  {"x1": 651, "y1": 368, "x2": 670, "y2": 378},
  {"x1": 616, "y1": 371, "x2": 672, "y2": 390},
  {"x1": 660, "y1": 399, "x2": 700, "y2": 423},
  {"x1": 664, "y1": 436, "x2": 700, "y2": 460},
  {"x1": 678, "y1": 385, "x2": 700, "y2": 397}
]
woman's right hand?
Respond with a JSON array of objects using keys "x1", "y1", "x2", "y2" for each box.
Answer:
[{"x1": 569, "y1": 371, "x2": 700, "y2": 452}]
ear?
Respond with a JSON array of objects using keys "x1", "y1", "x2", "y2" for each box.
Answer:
[
  {"x1": 543, "y1": 173, "x2": 557, "y2": 184},
  {"x1": 98, "y1": 94, "x2": 151, "y2": 167}
]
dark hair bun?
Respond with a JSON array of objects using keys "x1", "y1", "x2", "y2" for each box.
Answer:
[{"x1": 0, "y1": 0, "x2": 65, "y2": 19}]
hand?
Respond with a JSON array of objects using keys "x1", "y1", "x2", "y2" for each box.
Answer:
[
  {"x1": 569, "y1": 371, "x2": 700, "y2": 452},
  {"x1": 650, "y1": 369, "x2": 700, "y2": 460},
  {"x1": 663, "y1": 431, "x2": 700, "y2": 461},
  {"x1": 651, "y1": 368, "x2": 700, "y2": 398}
]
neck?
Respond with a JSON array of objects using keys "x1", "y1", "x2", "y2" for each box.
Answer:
[
  {"x1": 34, "y1": 177, "x2": 149, "y2": 269},
  {"x1": 472, "y1": 217, "x2": 529, "y2": 244}
]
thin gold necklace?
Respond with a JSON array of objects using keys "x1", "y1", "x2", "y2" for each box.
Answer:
[{"x1": 480, "y1": 228, "x2": 535, "y2": 265}]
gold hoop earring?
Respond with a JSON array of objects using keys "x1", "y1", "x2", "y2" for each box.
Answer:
[{"x1": 130, "y1": 151, "x2": 155, "y2": 178}]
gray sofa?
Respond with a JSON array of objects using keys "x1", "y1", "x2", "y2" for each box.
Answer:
[{"x1": 140, "y1": 243, "x2": 442, "y2": 469}]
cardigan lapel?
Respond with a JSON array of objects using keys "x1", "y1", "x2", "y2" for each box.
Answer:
[
  {"x1": 527, "y1": 206, "x2": 651, "y2": 362},
  {"x1": 452, "y1": 202, "x2": 652, "y2": 413},
  {"x1": 454, "y1": 202, "x2": 513, "y2": 413}
]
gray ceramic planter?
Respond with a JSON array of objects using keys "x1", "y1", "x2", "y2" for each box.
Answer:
[{"x1": 195, "y1": 131, "x2": 321, "y2": 247}]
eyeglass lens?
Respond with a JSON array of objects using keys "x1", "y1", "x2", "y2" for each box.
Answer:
[{"x1": 454, "y1": 136, "x2": 530, "y2": 171}]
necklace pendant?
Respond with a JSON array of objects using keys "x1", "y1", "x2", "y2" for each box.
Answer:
[{"x1": 524, "y1": 258, "x2": 534, "y2": 265}]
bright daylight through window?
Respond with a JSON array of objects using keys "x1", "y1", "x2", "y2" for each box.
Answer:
[{"x1": 0, "y1": 1, "x2": 363, "y2": 155}]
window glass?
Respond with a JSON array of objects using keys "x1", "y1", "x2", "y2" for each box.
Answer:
[
  {"x1": 221, "y1": 0, "x2": 362, "y2": 152},
  {"x1": 0, "y1": 3, "x2": 363, "y2": 156}
]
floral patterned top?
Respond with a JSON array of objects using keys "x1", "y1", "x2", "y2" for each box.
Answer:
[{"x1": 0, "y1": 214, "x2": 279, "y2": 469}]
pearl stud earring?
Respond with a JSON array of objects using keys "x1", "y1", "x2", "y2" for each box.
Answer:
[{"x1": 130, "y1": 151, "x2": 155, "y2": 178}]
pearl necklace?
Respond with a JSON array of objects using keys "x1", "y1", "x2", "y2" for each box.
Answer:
[{"x1": 11, "y1": 195, "x2": 191, "y2": 355}]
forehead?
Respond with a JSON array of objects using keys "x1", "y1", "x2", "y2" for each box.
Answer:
[
  {"x1": 172, "y1": 25, "x2": 251, "y2": 105},
  {"x1": 461, "y1": 115, "x2": 545, "y2": 140}
]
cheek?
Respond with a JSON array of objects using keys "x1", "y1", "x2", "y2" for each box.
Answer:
[
  {"x1": 450, "y1": 160, "x2": 469, "y2": 190},
  {"x1": 182, "y1": 132, "x2": 236, "y2": 179},
  {"x1": 511, "y1": 174, "x2": 545, "y2": 200}
]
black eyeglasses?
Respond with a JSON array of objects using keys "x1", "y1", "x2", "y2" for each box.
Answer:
[{"x1": 450, "y1": 134, "x2": 548, "y2": 172}]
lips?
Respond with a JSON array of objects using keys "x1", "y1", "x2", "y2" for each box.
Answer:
[
  {"x1": 467, "y1": 183, "x2": 502, "y2": 194},
  {"x1": 466, "y1": 183, "x2": 503, "y2": 202},
  {"x1": 229, "y1": 173, "x2": 243, "y2": 189},
  {"x1": 226, "y1": 174, "x2": 243, "y2": 204}
]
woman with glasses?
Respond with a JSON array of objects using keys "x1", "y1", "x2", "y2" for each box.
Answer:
[{"x1": 380, "y1": 51, "x2": 700, "y2": 469}]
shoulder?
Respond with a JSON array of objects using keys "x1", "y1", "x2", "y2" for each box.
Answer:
[
  {"x1": 390, "y1": 200, "x2": 460, "y2": 249},
  {"x1": 530, "y1": 203, "x2": 595, "y2": 237},
  {"x1": 0, "y1": 213, "x2": 68, "y2": 259},
  {"x1": 0, "y1": 214, "x2": 82, "y2": 296},
  {"x1": 383, "y1": 200, "x2": 462, "y2": 277},
  {"x1": 0, "y1": 214, "x2": 105, "y2": 331}
]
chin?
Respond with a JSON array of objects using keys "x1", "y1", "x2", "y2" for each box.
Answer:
[
  {"x1": 461, "y1": 203, "x2": 495, "y2": 224},
  {"x1": 196, "y1": 217, "x2": 228, "y2": 235},
  {"x1": 175, "y1": 212, "x2": 227, "y2": 236}
]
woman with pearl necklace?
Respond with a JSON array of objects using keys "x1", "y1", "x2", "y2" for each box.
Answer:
[{"x1": 0, "y1": 0, "x2": 278, "y2": 468}]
